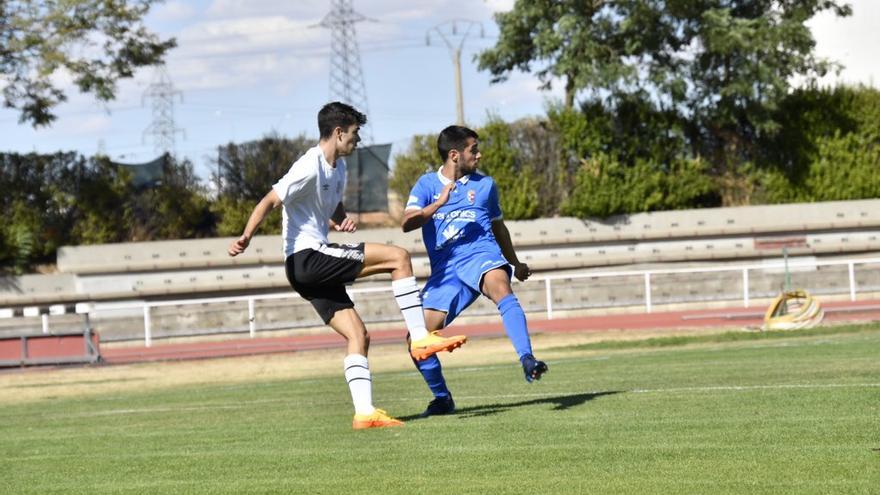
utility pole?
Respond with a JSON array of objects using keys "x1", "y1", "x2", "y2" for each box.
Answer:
[
  {"x1": 317, "y1": 0, "x2": 374, "y2": 143},
  {"x1": 427, "y1": 20, "x2": 484, "y2": 126},
  {"x1": 142, "y1": 65, "x2": 184, "y2": 157}
]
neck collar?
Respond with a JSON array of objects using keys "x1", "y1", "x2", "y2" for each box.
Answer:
[{"x1": 437, "y1": 167, "x2": 470, "y2": 185}]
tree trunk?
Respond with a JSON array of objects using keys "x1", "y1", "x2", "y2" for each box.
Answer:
[{"x1": 564, "y1": 76, "x2": 575, "y2": 110}]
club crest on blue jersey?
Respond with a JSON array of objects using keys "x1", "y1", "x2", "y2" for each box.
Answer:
[{"x1": 468, "y1": 189, "x2": 476, "y2": 204}]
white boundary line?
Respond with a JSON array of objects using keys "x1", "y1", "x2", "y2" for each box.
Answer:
[{"x1": 28, "y1": 382, "x2": 880, "y2": 419}]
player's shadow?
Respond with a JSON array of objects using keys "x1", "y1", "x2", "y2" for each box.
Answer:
[{"x1": 401, "y1": 391, "x2": 622, "y2": 421}]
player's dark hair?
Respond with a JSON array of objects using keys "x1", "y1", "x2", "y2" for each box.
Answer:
[
  {"x1": 437, "y1": 125, "x2": 479, "y2": 162},
  {"x1": 318, "y1": 102, "x2": 367, "y2": 139}
]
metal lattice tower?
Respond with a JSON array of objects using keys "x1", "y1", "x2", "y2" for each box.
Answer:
[
  {"x1": 142, "y1": 66, "x2": 185, "y2": 156},
  {"x1": 318, "y1": 0, "x2": 373, "y2": 142}
]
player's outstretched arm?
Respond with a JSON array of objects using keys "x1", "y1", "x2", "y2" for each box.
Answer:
[
  {"x1": 330, "y1": 202, "x2": 357, "y2": 232},
  {"x1": 491, "y1": 219, "x2": 531, "y2": 281},
  {"x1": 401, "y1": 182, "x2": 455, "y2": 232},
  {"x1": 228, "y1": 190, "x2": 282, "y2": 257}
]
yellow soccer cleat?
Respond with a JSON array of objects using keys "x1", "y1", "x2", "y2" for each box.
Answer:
[
  {"x1": 352, "y1": 409, "x2": 404, "y2": 430},
  {"x1": 409, "y1": 331, "x2": 468, "y2": 361}
]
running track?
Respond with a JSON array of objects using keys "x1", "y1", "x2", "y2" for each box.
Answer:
[{"x1": 101, "y1": 299, "x2": 880, "y2": 364}]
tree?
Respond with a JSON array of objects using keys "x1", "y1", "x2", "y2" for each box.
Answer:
[
  {"x1": 389, "y1": 134, "x2": 437, "y2": 207},
  {"x1": 128, "y1": 155, "x2": 214, "y2": 241},
  {"x1": 681, "y1": 1, "x2": 851, "y2": 204},
  {"x1": 2, "y1": 0, "x2": 176, "y2": 126},
  {"x1": 756, "y1": 85, "x2": 880, "y2": 203},
  {"x1": 478, "y1": 0, "x2": 631, "y2": 109},
  {"x1": 481, "y1": 0, "x2": 852, "y2": 204},
  {"x1": 212, "y1": 133, "x2": 315, "y2": 236},
  {"x1": 216, "y1": 133, "x2": 315, "y2": 201}
]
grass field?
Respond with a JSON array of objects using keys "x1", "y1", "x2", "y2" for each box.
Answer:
[{"x1": 2, "y1": 323, "x2": 879, "y2": 494}]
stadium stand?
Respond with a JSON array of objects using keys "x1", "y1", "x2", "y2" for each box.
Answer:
[
  {"x1": 1, "y1": 199, "x2": 879, "y2": 344},
  {"x1": 0, "y1": 199, "x2": 878, "y2": 307}
]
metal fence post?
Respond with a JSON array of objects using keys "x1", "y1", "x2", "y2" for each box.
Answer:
[
  {"x1": 848, "y1": 261, "x2": 856, "y2": 301},
  {"x1": 545, "y1": 278, "x2": 553, "y2": 320},
  {"x1": 143, "y1": 304, "x2": 152, "y2": 347},
  {"x1": 644, "y1": 272, "x2": 652, "y2": 313},
  {"x1": 41, "y1": 313, "x2": 50, "y2": 334},
  {"x1": 248, "y1": 298, "x2": 256, "y2": 338},
  {"x1": 742, "y1": 268, "x2": 750, "y2": 308}
]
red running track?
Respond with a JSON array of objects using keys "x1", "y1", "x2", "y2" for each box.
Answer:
[{"x1": 101, "y1": 299, "x2": 880, "y2": 365}]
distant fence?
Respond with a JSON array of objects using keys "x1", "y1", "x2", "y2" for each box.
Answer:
[{"x1": 22, "y1": 255, "x2": 871, "y2": 347}]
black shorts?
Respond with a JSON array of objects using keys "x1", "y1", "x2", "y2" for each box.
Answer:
[{"x1": 285, "y1": 243, "x2": 365, "y2": 324}]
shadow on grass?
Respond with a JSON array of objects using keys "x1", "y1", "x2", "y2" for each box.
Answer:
[{"x1": 401, "y1": 390, "x2": 622, "y2": 421}]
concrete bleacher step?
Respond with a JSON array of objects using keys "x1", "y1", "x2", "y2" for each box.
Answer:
[{"x1": 2, "y1": 200, "x2": 880, "y2": 308}]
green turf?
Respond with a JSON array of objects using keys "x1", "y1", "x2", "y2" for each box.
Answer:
[
  {"x1": 556, "y1": 322, "x2": 879, "y2": 351},
  {"x1": 2, "y1": 325, "x2": 879, "y2": 494}
]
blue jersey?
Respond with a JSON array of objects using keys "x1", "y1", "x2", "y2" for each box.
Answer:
[{"x1": 406, "y1": 169, "x2": 503, "y2": 271}]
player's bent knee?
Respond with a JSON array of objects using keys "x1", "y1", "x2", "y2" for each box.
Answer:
[
  {"x1": 394, "y1": 247, "x2": 412, "y2": 271},
  {"x1": 482, "y1": 274, "x2": 513, "y2": 302},
  {"x1": 397, "y1": 247, "x2": 411, "y2": 264}
]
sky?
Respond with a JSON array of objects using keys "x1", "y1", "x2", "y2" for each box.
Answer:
[{"x1": 1, "y1": 0, "x2": 877, "y2": 181}]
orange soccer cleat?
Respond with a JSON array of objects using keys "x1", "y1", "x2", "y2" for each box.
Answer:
[
  {"x1": 409, "y1": 331, "x2": 467, "y2": 361},
  {"x1": 352, "y1": 409, "x2": 405, "y2": 430}
]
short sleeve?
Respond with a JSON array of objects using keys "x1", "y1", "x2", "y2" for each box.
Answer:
[
  {"x1": 405, "y1": 175, "x2": 431, "y2": 212},
  {"x1": 272, "y1": 159, "x2": 317, "y2": 204},
  {"x1": 488, "y1": 179, "x2": 503, "y2": 221}
]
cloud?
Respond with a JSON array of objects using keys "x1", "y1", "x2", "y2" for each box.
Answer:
[
  {"x1": 152, "y1": 1, "x2": 197, "y2": 22},
  {"x1": 808, "y1": 0, "x2": 880, "y2": 87},
  {"x1": 38, "y1": 113, "x2": 115, "y2": 139},
  {"x1": 482, "y1": 72, "x2": 564, "y2": 107},
  {"x1": 205, "y1": 0, "x2": 500, "y2": 25},
  {"x1": 175, "y1": 16, "x2": 326, "y2": 57},
  {"x1": 206, "y1": 0, "x2": 327, "y2": 20},
  {"x1": 159, "y1": 16, "x2": 331, "y2": 91},
  {"x1": 169, "y1": 53, "x2": 325, "y2": 92},
  {"x1": 483, "y1": 0, "x2": 515, "y2": 13}
]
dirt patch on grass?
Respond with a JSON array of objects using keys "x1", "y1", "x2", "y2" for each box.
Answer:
[{"x1": 0, "y1": 326, "x2": 735, "y2": 404}]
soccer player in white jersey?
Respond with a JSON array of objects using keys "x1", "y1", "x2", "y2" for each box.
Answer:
[
  {"x1": 402, "y1": 125, "x2": 548, "y2": 417},
  {"x1": 228, "y1": 102, "x2": 467, "y2": 429}
]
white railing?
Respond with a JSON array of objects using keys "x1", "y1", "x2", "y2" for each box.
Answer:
[{"x1": 72, "y1": 256, "x2": 880, "y2": 347}]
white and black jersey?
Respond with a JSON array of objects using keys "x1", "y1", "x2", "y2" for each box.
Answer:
[{"x1": 272, "y1": 145, "x2": 347, "y2": 257}]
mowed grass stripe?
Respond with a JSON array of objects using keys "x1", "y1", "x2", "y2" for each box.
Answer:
[{"x1": 1, "y1": 324, "x2": 878, "y2": 494}]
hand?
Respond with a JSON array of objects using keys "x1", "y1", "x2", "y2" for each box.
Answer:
[
  {"x1": 434, "y1": 182, "x2": 456, "y2": 208},
  {"x1": 228, "y1": 234, "x2": 250, "y2": 257},
  {"x1": 513, "y1": 262, "x2": 531, "y2": 282},
  {"x1": 333, "y1": 216, "x2": 357, "y2": 233}
]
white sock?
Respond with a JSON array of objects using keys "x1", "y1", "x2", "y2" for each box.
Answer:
[
  {"x1": 392, "y1": 276, "x2": 429, "y2": 341},
  {"x1": 343, "y1": 354, "x2": 374, "y2": 415}
]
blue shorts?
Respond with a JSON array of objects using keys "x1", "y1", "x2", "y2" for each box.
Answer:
[{"x1": 422, "y1": 248, "x2": 511, "y2": 326}]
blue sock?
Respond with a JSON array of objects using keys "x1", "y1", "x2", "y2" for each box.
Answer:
[
  {"x1": 498, "y1": 294, "x2": 533, "y2": 360},
  {"x1": 412, "y1": 353, "x2": 450, "y2": 399}
]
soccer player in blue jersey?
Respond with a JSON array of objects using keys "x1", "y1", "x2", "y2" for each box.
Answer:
[{"x1": 401, "y1": 125, "x2": 548, "y2": 417}]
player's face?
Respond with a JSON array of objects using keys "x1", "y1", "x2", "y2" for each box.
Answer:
[
  {"x1": 336, "y1": 124, "x2": 361, "y2": 156},
  {"x1": 457, "y1": 137, "x2": 481, "y2": 174}
]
